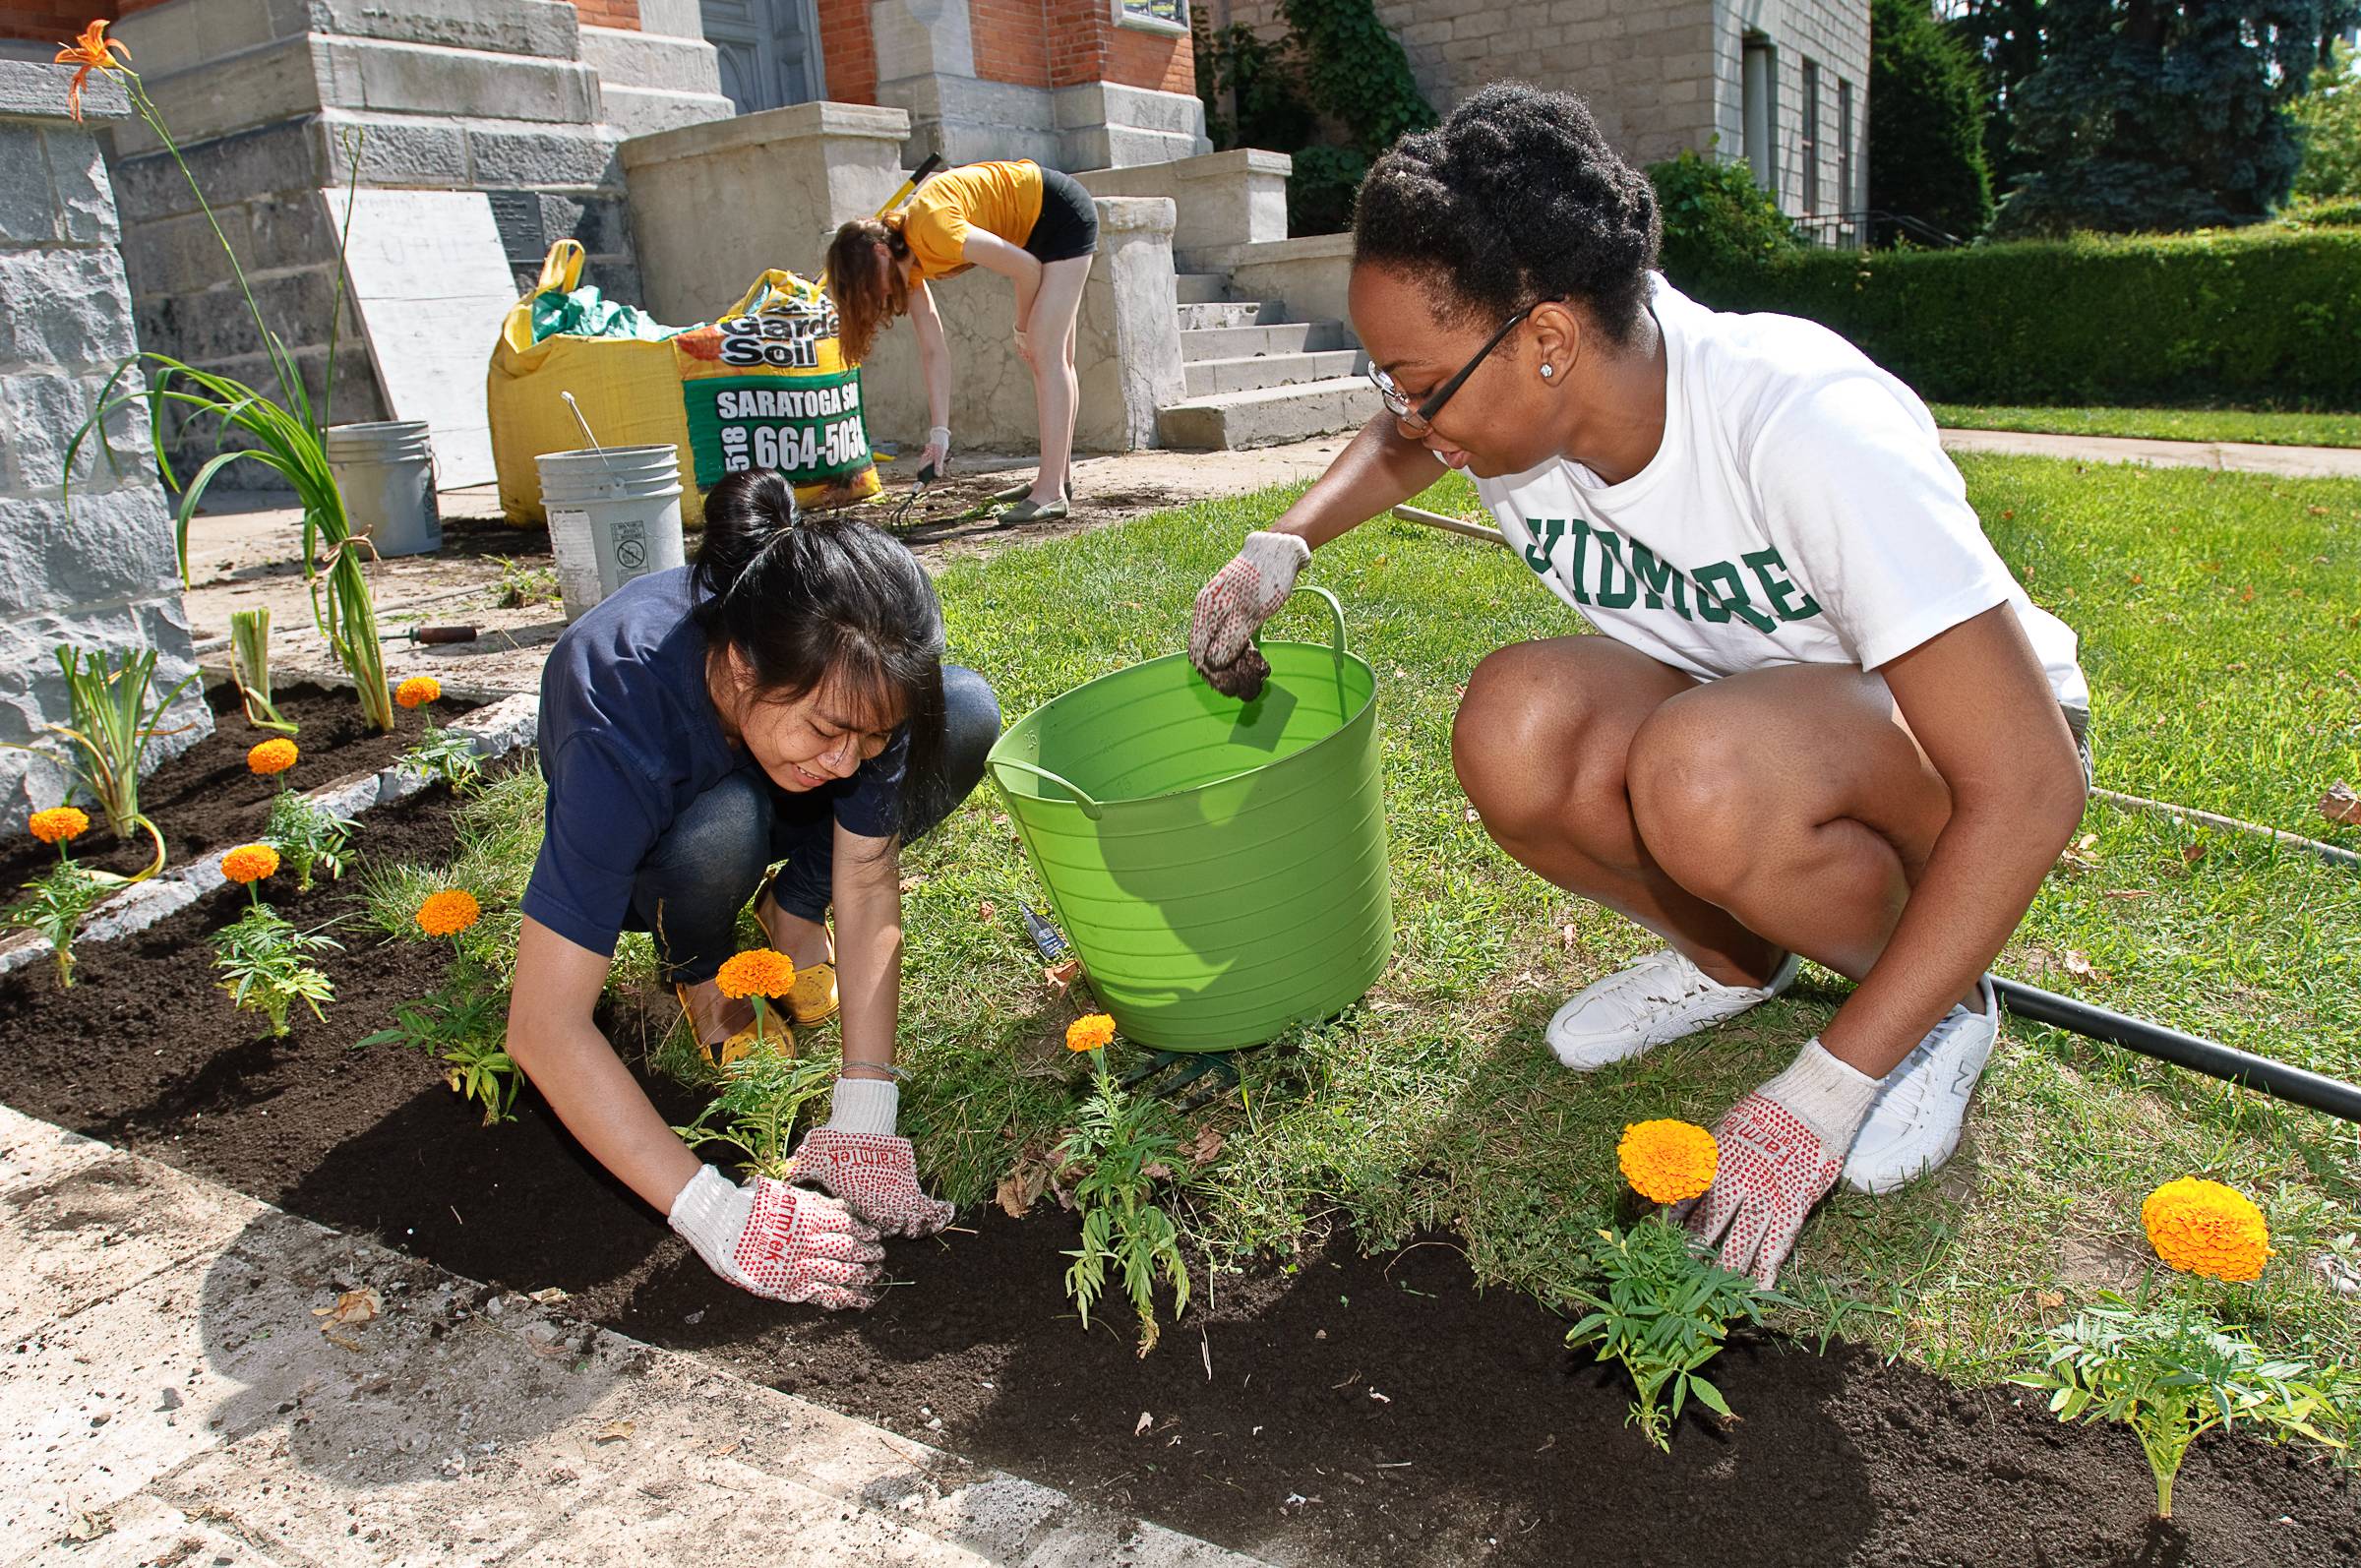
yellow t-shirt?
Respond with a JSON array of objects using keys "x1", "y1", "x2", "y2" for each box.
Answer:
[{"x1": 898, "y1": 160, "x2": 1047, "y2": 281}]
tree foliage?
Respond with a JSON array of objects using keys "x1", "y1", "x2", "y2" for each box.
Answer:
[{"x1": 1870, "y1": 0, "x2": 1998, "y2": 242}]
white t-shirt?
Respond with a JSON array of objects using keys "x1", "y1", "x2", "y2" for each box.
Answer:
[{"x1": 1472, "y1": 277, "x2": 2088, "y2": 711}]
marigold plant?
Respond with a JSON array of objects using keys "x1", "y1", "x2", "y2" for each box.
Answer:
[
  {"x1": 3, "y1": 862, "x2": 105, "y2": 989},
  {"x1": 715, "y1": 947, "x2": 796, "y2": 1055},
  {"x1": 30, "y1": 808, "x2": 90, "y2": 847},
  {"x1": 1066, "y1": 1013, "x2": 1116, "y2": 1054},
  {"x1": 1618, "y1": 1118, "x2": 1718, "y2": 1204},
  {"x1": 394, "y1": 675, "x2": 442, "y2": 709},
  {"x1": 2143, "y1": 1177, "x2": 2272, "y2": 1282},
  {"x1": 247, "y1": 738, "x2": 298, "y2": 776},
  {"x1": 415, "y1": 888, "x2": 481, "y2": 938}
]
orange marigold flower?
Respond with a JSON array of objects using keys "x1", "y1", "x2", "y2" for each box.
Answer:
[
  {"x1": 2142, "y1": 1177, "x2": 2272, "y2": 1282},
  {"x1": 1617, "y1": 1118, "x2": 1719, "y2": 1205},
  {"x1": 716, "y1": 947, "x2": 795, "y2": 999},
  {"x1": 247, "y1": 738, "x2": 299, "y2": 776},
  {"x1": 55, "y1": 20, "x2": 131, "y2": 124},
  {"x1": 29, "y1": 807, "x2": 90, "y2": 845},
  {"x1": 415, "y1": 889, "x2": 481, "y2": 938},
  {"x1": 221, "y1": 843, "x2": 279, "y2": 885},
  {"x1": 394, "y1": 676, "x2": 442, "y2": 709},
  {"x1": 1065, "y1": 1013, "x2": 1116, "y2": 1054}
]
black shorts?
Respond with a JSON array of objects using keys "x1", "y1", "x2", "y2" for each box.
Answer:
[{"x1": 1023, "y1": 168, "x2": 1099, "y2": 265}]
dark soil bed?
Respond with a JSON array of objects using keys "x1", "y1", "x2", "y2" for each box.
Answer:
[
  {"x1": 1, "y1": 787, "x2": 2352, "y2": 1566},
  {"x1": 0, "y1": 681, "x2": 478, "y2": 894}
]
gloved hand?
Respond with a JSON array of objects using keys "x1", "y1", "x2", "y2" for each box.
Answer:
[
  {"x1": 1672, "y1": 1040, "x2": 1878, "y2": 1288},
  {"x1": 668, "y1": 1164, "x2": 883, "y2": 1308},
  {"x1": 787, "y1": 1076, "x2": 953, "y2": 1238},
  {"x1": 920, "y1": 424, "x2": 951, "y2": 480},
  {"x1": 1188, "y1": 531, "x2": 1311, "y2": 699}
]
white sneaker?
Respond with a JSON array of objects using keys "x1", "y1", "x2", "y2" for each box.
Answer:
[
  {"x1": 1544, "y1": 946, "x2": 1802, "y2": 1071},
  {"x1": 1841, "y1": 977, "x2": 2000, "y2": 1195}
]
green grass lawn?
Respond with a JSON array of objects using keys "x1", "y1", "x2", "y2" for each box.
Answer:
[
  {"x1": 414, "y1": 453, "x2": 2361, "y2": 1395},
  {"x1": 1930, "y1": 403, "x2": 2361, "y2": 450}
]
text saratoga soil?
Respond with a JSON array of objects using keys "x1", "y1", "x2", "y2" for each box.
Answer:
[{"x1": 1, "y1": 787, "x2": 2351, "y2": 1566}]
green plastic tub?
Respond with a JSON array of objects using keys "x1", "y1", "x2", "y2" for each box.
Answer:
[{"x1": 988, "y1": 586, "x2": 1391, "y2": 1053}]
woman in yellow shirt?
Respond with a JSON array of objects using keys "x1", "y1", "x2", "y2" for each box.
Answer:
[{"x1": 826, "y1": 159, "x2": 1099, "y2": 527}]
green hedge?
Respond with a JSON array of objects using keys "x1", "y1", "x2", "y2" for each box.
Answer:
[{"x1": 1683, "y1": 228, "x2": 2361, "y2": 408}]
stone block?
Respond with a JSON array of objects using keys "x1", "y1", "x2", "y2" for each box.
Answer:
[
  {"x1": 307, "y1": 0, "x2": 583, "y2": 60},
  {"x1": 43, "y1": 126, "x2": 118, "y2": 247},
  {"x1": 107, "y1": 37, "x2": 323, "y2": 160},
  {"x1": 122, "y1": 206, "x2": 258, "y2": 301},
  {"x1": 0, "y1": 371, "x2": 154, "y2": 498},
  {"x1": 0, "y1": 249, "x2": 138, "y2": 368},
  {"x1": 0, "y1": 60, "x2": 127, "y2": 123},
  {"x1": 466, "y1": 126, "x2": 623, "y2": 188},
  {"x1": 107, "y1": 0, "x2": 307, "y2": 82},
  {"x1": 536, "y1": 193, "x2": 632, "y2": 258},
  {"x1": 312, "y1": 114, "x2": 471, "y2": 189},
  {"x1": 0, "y1": 491, "x2": 181, "y2": 615},
  {"x1": 144, "y1": 264, "x2": 351, "y2": 364},
  {"x1": 320, "y1": 36, "x2": 601, "y2": 123},
  {"x1": 0, "y1": 124, "x2": 54, "y2": 247},
  {"x1": 112, "y1": 120, "x2": 325, "y2": 223},
  {"x1": 578, "y1": 24, "x2": 726, "y2": 95},
  {"x1": 248, "y1": 188, "x2": 342, "y2": 270},
  {"x1": 596, "y1": 84, "x2": 740, "y2": 141}
]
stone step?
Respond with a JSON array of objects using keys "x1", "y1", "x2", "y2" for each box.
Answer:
[
  {"x1": 1174, "y1": 271, "x2": 1230, "y2": 305},
  {"x1": 1183, "y1": 348, "x2": 1367, "y2": 398},
  {"x1": 1177, "y1": 298, "x2": 1281, "y2": 331},
  {"x1": 1180, "y1": 319, "x2": 1354, "y2": 362},
  {"x1": 1157, "y1": 376, "x2": 1382, "y2": 451}
]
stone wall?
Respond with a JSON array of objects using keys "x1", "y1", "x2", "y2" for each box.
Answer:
[
  {"x1": 0, "y1": 60, "x2": 211, "y2": 832},
  {"x1": 1202, "y1": 0, "x2": 1868, "y2": 232}
]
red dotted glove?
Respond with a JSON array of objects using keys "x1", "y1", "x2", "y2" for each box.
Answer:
[
  {"x1": 788, "y1": 1129, "x2": 954, "y2": 1238},
  {"x1": 1673, "y1": 1040, "x2": 1878, "y2": 1288},
  {"x1": 1188, "y1": 531, "x2": 1310, "y2": 698},
  {"x1": 668, "y1": 1165, "x2": 883, "y2": 1308}
]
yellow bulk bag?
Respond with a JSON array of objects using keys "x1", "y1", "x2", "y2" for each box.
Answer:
[{"x1": 488, "y1": 243, "x2": 881, "y2": 526}]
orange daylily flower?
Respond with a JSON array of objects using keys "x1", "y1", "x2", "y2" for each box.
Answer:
[{"x1": 56, "y1": 21, "x2": 132, "y2": 124}]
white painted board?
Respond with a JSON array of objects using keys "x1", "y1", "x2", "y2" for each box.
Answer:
[{"x1": 329, "y1": 188, "x2": 518, "y2": 490}]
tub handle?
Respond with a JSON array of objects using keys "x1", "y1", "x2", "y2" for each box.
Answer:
[
  {"x1": 1284, "y1": 584, "x2": 1349, "y2": 659},
  {"x1": 991, "y1": 755, "x2": 1105, "y2": 820}
]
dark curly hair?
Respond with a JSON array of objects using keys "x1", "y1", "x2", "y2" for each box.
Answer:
[{"x1": 1353, "y1": 83, "x2": 1662, "y2": 346}]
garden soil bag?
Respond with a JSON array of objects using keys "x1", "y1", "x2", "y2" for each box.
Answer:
[{"x1": 488, "y1": 242, "x2": 882, "y2": 527}]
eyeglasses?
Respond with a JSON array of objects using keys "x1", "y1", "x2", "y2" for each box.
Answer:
[{"x1": 1365, "y1": 298, "x2": 1562, "y2": 431}]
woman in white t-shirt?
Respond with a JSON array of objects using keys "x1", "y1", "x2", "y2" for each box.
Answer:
[{"x1": 1186, "y1": 84, "x2": 2090, "y2": 1288}]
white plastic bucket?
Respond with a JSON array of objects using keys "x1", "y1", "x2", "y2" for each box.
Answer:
[
  {"x1": 536, "y1": 444, "x2": 687, "y2": 621},
  {"x1": 327, "y1": 421, "x2": 440, "y2": 558}
]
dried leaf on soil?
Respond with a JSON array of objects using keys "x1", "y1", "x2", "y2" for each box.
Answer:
[
  {"x1": 1134, "y1": 1411, "x2": 1153, "y2": 1436},
  {"x1": 592, "y1": 1419, "x2": 635, "y2": 1444},
  {"x1": 1182, "y1": 1124, "x2": 1224, "y2": 1168},
  {"x1": 2063, "y1": 951, "x2": 2097, "y2": 979},
  {"x1": 2321, "y1": 781, "x2": 2360, "y2": 826},
  {"x1": 996, "y1": 1142, "x2": 1053, "y2": 1219},
  {"x1": 313, "y1": 1288, "x2": 381, "y2": 1329},
  {"x1": 1043, "y1": 958, "x2": 1082, "y2": 999},
  {"x1": 2182, "y1": 842, "x2": 2208, "y2": 866}
]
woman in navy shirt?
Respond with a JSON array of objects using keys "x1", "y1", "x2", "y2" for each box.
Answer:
[{"x1": 507, "y1": 470, "x2": 999, "y2": 1308}]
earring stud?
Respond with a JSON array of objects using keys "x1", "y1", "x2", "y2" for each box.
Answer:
[{"x1": 1541, "y1": 364, "x2": 1554, "y2": 380}]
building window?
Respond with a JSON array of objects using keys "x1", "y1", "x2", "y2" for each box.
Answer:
[
  {"x1": 1742, "y1": 33, "x2": 1778, "y2": 200},
  {"x1": 1115, "y1": 0, "x2": 1188, "y2": 35},
  {"x1": 1800, "y1": 59, "x2": 1821, "y2": 215},
  {"x1": 1837, "y1": 78, "x2": 1854, "y2": 234}
]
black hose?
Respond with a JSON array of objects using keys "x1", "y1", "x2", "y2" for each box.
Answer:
[{"x1": 1992, "y1": 977, "x2": 2361, "y2": 1123}]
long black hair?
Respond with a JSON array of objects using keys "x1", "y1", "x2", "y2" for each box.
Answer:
[
  {"x1": 1354, "y1": 82, "x2": 1662, "y2": 345},
  {"x1": 691, "y1": 469, "x2": 948, "y2": 841}
]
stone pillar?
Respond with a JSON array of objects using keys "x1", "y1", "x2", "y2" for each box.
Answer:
[
  {"x1": 105, "y1": 0, "x2": 648, "y2": 483},
  {"x1": 0, "y1": 61, "x2": 212, "y2": 831}
]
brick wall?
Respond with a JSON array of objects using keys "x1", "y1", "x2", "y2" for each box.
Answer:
[
  {"x1": 1109, "y1": 18, "x2": 1192, "y2": 95},
  {"x1": 574, "y1": 0, "x2": 639, "y2": 28},
  {"x1": 973, "y1": 0, "x2": 1053, "y2": 89},
  {"x1": 816, "y1": 0, "x2": 878, "y2": 102},
  {"x1": 1712, "y1": 0, "x2": 1870, "y2": 225}
]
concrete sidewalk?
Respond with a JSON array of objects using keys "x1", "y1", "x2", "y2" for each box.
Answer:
[
  {"x1": 1938, "y1": 426, "x2": 2361, "y2": 479},
  {"x1": 0, "y1": 1104, "x2": 1264, "y2": 1568}
]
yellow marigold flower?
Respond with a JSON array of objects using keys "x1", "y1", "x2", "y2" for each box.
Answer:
[
  {"x1": 2142, "y1": 1177, "x2": 2272, "y2": 1282},
  {"x1": 1617, "y1": 1118, "x2": 1720, "y2": 1205},
  {"x1": 29, "y1": 807, "x2": 89, "y2": 845},
  {"x1": 716, "y1": 947, "x2": 795, "y2": 999},
  {"x1": 221, "y1": 843, "x2": 279, "y2": 885},
  {"x1": 247, "y1": 738, "x2": 299, "y2": 776},
  {"x1": 1065, "y1": 1013, "x2": 1116, "y2": 1054},
  {"x1": 415, "y1": 889, "x2": 481, "y2": 938},
  {"x1": 394, "y1": 676, "x2": 443, "y2": 709}
]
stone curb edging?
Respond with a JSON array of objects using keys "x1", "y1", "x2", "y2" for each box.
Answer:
[{"x1": 0, "y1": 692, "x2": 540, "y2": 978}]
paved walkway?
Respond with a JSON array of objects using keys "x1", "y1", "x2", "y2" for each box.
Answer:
[
  {"x1": 1938, "y1": 426, "x2": 2361, "y2": 479},
  {"x1": 0, "y1": 1105, "x2": 1263, "y2": 1568}
]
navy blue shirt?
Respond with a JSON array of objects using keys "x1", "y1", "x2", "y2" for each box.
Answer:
[{"x1": 522, "y1": 567, "x2": 905, "y2": 956}]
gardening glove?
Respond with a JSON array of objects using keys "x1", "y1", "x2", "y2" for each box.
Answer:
[
  {"x1": 1672, "y1": 1040, "x2": 1878, "y2": 1289},
  {"x1": 668, "y1": 1164, "x2": 884, "y2": 1309},
  {"x1": 1188, "y1": 530, "x2": 1311, "y2": 700},
  {"x1": 786, "y1": 1077, "x2": 954, "y2": 1238},
  {"x1": 919, "y1": 424, "x2": 951, "y2": 481}
]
